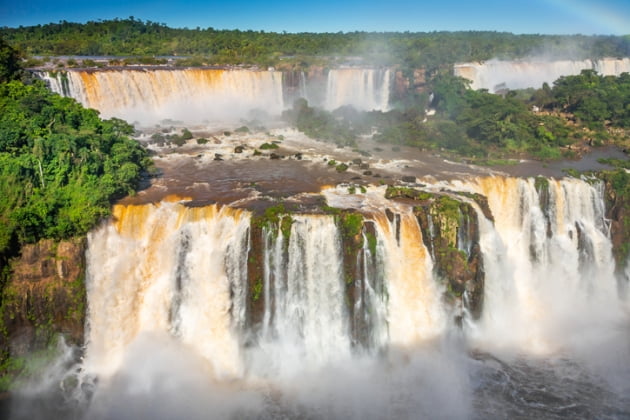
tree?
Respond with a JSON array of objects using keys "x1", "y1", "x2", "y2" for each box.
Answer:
[{"x1": 0, "y1": 37, "x2": 22, "y2": 83}]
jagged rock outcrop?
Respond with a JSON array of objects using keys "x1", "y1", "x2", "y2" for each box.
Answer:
[
  {"x1": 385, "y1": 186, "x2": 487, "y2": 320},
  {"x1": 601, "y1": 176, "x2": 630, "y2": 274}
]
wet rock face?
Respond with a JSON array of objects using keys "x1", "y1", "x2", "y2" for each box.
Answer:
[
  {"x1": 602, "y1": 178, "x2": 630, "y2": 273},
  {"x1": 417, "y1": 199, "x2": 485, "y2": 320},
  {"x1": 1, "y1": 238, "x2": 86, "y2": 359}
]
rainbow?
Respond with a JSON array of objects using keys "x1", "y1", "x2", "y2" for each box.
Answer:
[{"x1": 546, "y1": 0, "x2": 629, "y2": 35}]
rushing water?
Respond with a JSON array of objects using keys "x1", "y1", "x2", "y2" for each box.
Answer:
[
  {"x1": 7, "y1": 176, "x2": 629, "y2": 420},
  {"x1": 454, "y1": 58, "x2": 630, "y2": 92},
  {"x1": 35, "y1": 67, "x2": 392, "y2": 124},
  {"x1": 324, "y1": 68, "x2": 391, "y2": 112}
]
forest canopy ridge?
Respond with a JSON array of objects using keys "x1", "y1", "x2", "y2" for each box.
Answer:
[{"x1": 2, "y1": 18, "x2": 629, "y2": 69}]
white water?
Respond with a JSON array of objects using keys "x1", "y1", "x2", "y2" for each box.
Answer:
[
  {"x1": 372, "y1": 211, "x2": 446, "y2": 346},
  {"x1": 253, "y1": 215, "x2": 351, "y2": 376},
  {"x1": 324, "y1": 68, "x2": 391, "y2": 111},
  {"x1": 454, "y1": 58, "x2": 630, "y2": 92},
  {"x1": 454, "y1": 177, "x2": 625, "y2": 354},
  {"x1": 84, "y1": 203, "x2": 251, "y2": 379},
  {"x1": 37, "y1": 69, "x2": 286, "y2": 125},
  {"x1": 36, "y1": 67, "x2": 392, "y2": 125},
  {"x1": 13, "y1": 177, "x2": 629, "y2": 419}
]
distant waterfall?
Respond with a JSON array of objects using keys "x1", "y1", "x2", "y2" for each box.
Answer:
[
  {"x1": 324, "y1": 68, "x2": 391, "y2": 111},
  {"x1": 37, "y1": 68, "x2": 285, "y2": 124},
  {"x1": 454, "y1": 58, "x2": 630, "y2": 92}
]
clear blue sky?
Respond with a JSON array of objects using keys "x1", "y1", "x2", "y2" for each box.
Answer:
[{"x1": 1, "y1": 0, "x2": 628, "y2": 35}]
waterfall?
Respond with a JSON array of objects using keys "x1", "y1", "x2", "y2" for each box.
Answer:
[
  {"x1": 84, "y1": 202, "x2": 251, "y2": 379},
  {"x1": 84, "y1": 203, "x2": 448, "y2": 378},
  {"x1": 83, "y1": 179, "x2": 627, "y2": 364},
  {"x1": 454, "y1": 58, "x2": 630, "y2": 92},
  {"x1": 35, "y1": 68, "x2": 391, "y2": 125},
  {"x1": 351, "y1": 224, "x2": 389, "y2": 351},
  {"x1": 36, "y1": 70, "x2": 73, "y2": 97},
  {"x1": 324, "y1": 68, "x2": 391, "y2": 111},
  {"x1": 35, "y1": 67, "x2": 395, "y2": 123},
  {"x1": 38, "y1": 68, "x2": 285, "y2": 124},
  {"x1": 250, "y1": 215, "x2": 352, "y2": 379},
  {"x1": 372, "y1": 210, "x2": 446, "y2": 347},
  {"x1": 63, "y1": 175, "x2": 629, "y2": 418},
  {"x1": 454, "y1": 176, "x2": 623, "y2": 352}
]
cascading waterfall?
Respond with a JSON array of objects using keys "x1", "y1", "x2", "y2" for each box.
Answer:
[
  {"x1": 371, "y1": 210, "x2": 446, "y2": 346},
  {"x1": 455, "y1": 177, "x2": 624, "y2": 353},
  {"x1": 36, "y1": 67, "x2": 393, "y2": 124},
  {"x1": 350, "y1": 224, "x2": 388, "y2": 351},
  {"x1": 38, "y1": 68, "x2": 285, "y2": 124},
  {"x1": 454, "y1": 58, "x2": 630, "y2": 92},
  {"x1": 84, "y1": 202, "x2": 251, "y2": 379},
  {"x1": 83, "y1": 201, "x2": 447, "y2": 374},
  {"x1": 36, "y1": 70, "x2": 72, "y2": 96},
  {"x1": 31, "y1": 175, "x2": 627, "y2": 419},
  {"x1": 324, "y1": 68, "x2": 391, "y2": 111},
  {"x1": 253, "y1": 215, "x2": 351, "y2": 375}
]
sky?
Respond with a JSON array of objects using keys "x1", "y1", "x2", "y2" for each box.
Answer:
[{"x1": 0, "y1": 0, "x2": 628, "y2": 35}]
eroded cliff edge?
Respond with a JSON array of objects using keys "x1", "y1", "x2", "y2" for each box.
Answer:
[{"x1": 0, "y1": 238, "x2": 85, "y2": 389}]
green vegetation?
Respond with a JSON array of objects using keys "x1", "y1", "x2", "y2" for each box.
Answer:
[
  {"x1": 284, "y1": 99, "x2": 358, "y2": 148},
  {"x1": 545, "y1": 70, "x2": 630, "y2": 129},
  {"x1": 252, "y1": 203, "x2": 293, "y2": 240},
  {"x1": 0, "y1": 52, "x2": 152, "y2": 257},
  {"x1": 347, "y1": 185, "x2": 365, "y2": 194},
  {"x1": 340, "y1": 213, "x2": 364, "y2": 238},
  {"x1": 279, "y1": 214, "x2": 294, "y2": 240},
  {"x1": 259, "y1": 142, "x2": 279, "y2": 150},
  {"x1": 0, "y1": 38, "x2": 23, "y2": 83},
  {"x1": 3, "y1": 18, "x2": 629, "y2": 71},
  {"x1": 598, "y1": 158, "x2": 630, "y2": 170},
  {"x1": 333, "y1": 211, "x2": 365, "y2": 287},
  {"x1": 370, "y1": 72, "x2": 582, "y2": 160},
  {"x1": 385, "y1": 186, "x2": 433, "y2": 201},
  {"x1": 534, "y1": 176, "x2": 550, "y2": 192},
  {"x1": 251, "y1": 277, "x2": 263, "y2": 302},
  {"x1": 0, "y1": 339, "x2": 63, "y2": 392},
  {"x1": 335, "y1": 163, "x2": 349, "y2": 172},
  {"x1": 149, "y1": 128, "x2": 194, "y2": 147},
  {"x1": 181, "y1": 128, "x2": 193, "y2": 140},
  {"x1": 366, "y1": 232, "x2": 377, "y2": 256},
  {"x1": 287, "y1": 69, "x2": 630, "y2": 163}
]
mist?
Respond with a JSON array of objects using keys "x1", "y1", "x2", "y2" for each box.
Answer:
[{"x1": 454, "y1": 57, "x2": 630, "y2": 92}]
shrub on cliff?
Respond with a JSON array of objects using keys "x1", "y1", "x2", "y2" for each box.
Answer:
[{"x1": 0, "y1": 37, "x2": 22, "y2": 83}]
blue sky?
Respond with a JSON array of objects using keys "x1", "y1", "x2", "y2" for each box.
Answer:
[{"x1": 1, "y1": 0, "x2": 628, "y2": 35}]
